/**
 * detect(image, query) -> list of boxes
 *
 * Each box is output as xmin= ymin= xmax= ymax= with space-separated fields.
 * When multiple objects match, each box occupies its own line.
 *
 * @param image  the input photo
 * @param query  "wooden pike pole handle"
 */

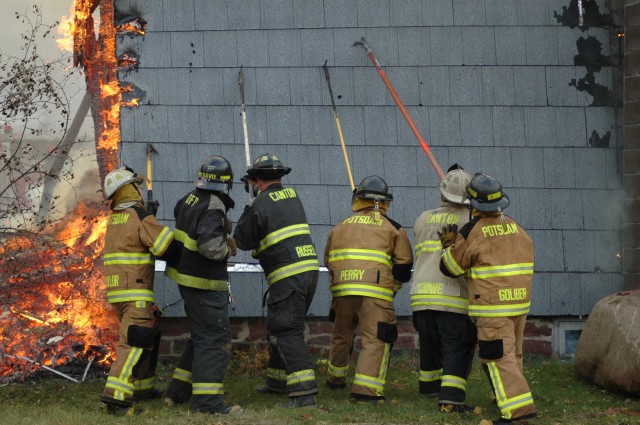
xmin=353 ymin=37 xmax=445 ymax=180
xmin=323 ymin=61 xmax=356 ymax=191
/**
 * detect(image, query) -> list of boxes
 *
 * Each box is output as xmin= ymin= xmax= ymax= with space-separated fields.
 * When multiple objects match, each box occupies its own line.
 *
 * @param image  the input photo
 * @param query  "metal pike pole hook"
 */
xmin=238 ymin=66 xmax=255 ymax=201
xmin=323 ymin=60 xmax=356 ymax=191
xmin=353 ymin=37 xmax=445 ymax=180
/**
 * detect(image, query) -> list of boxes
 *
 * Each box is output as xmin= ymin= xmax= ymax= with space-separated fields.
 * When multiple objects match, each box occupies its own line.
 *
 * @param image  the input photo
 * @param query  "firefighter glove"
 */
xmin=146 ymin=200 xmax=160 ymax=215
xmin=226 ymin=237 xmax=238 ymax=256
xmin=437 ymin=224 xmax=458 ymax=248
xmin=225 ymin=217 xmax=233 ymax=234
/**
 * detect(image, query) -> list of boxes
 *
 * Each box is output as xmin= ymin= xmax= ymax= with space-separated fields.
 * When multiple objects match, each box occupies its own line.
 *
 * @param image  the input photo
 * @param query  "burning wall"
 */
xmin=1 ymin=0 xmax=141 ymax=381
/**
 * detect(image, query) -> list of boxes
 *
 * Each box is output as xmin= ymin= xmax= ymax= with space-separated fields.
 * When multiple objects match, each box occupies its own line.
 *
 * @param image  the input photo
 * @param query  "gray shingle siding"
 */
xmin=116 ymin=0 xmax=622 ymax=318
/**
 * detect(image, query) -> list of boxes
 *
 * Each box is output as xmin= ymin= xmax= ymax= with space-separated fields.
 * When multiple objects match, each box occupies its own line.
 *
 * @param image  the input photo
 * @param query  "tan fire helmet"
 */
xmin=103 ymin=166 xmax=144 ymax=199
xmin=439 ymin=164 xmax=472 ymax=205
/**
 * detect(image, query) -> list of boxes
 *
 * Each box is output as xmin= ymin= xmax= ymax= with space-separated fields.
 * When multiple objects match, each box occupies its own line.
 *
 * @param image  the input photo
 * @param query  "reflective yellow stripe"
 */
xmin=150 ymin=227 xmax=173 ymax=256
xmin=441 ymin=374 xmax=466 ymax=391
xmin=104 ymin=252 xmax=153 ymax=265
xmin=173 ymin=229 xmax=198 ymax=251
xmin=255 ymin=224 xmax=311 ymax=255
xmin=107 ymin=289 xmax=155 ymax=304
xmin=106 ymin=376 xmax=135 ymax=395
xmin=353 ymin=373 xmax=385 ymax=394
xmin=328 ymin=248 xmax=393 ymax=268
xmin=487 ymin=361 xmax=508 ymax=417
xmin=500 ymin=392 xmax=535 ymax=416
xmin=267 ymin=259 xmax=319 ymax=285
xmin=165 ymin=267 xmax=228 ymax=291
xmin=469 ymin=262 xmax=534 ymax=278
xmin=134 ymin=376 xmax=156 ymax=391
xmin=172 ymin=368 xmax=192 ymax=383
xmin=331 ymin=283 xmax=394 ymax=302
xmin=328 ymin=362 xmax=348 ymax=378
xmin=442 ymin=247 xmax=465 ymax=276
xmin=419 ymin=369 xmax=442 ymax=382
xmin=468 ymin=302 xmax=530 ymax=317
xmin=377 ymin=343 xmax=391 ymax=384
xmin=415 ymin=239 xmax=441 ymax=257
xmin=287 ymin=369 xmax=316 ymax=385
xmin=193 ymin=382 xmax=224 ymax=395
xmin=267 ymin=368 xmax=286 ymax=381
xmin=410 ymin=294 xmax=468 ymax=311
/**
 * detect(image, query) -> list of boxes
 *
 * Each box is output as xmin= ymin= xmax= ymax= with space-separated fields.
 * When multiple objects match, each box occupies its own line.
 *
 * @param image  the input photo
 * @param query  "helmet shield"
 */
xmin=465 ymin=173 xmax=510 ymax=212
xmin=246 ymin=153 xmax=291 ymax=179
xmin=353 ymin=175 xmax=393 ymax=201
xmin=194 ymin=156 xmax=233 ymax=191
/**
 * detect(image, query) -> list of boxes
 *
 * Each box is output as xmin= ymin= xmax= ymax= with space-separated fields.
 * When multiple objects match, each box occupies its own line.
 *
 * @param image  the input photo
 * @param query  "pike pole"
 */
xmin=323 ymin=61 xmax=355 ymax=191
xmin=238 ymin=66 xmax=255 ymax=201
xmin=353 ymin=37 xmax=445 ymax=180
xmin=145 ymin=143 xmax=159 ymax=214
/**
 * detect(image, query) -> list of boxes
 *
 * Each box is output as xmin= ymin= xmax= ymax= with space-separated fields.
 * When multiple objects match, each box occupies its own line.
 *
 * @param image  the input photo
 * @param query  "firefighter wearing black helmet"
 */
xmin=411 ymin=164 xmax=478 ymax=413
xmin=233 ymin=153 xmax=320 ymax=408
xmin=324 ymin=176 xmax=413 ymax=404
xmin=439 ymin=173 xmax=536 ymax=425
xmin=164 ymin=155 xmax=242 ymax=415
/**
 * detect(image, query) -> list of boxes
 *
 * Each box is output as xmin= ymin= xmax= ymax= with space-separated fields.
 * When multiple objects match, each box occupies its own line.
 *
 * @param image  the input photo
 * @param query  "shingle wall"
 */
xmin=115 ymin=0 xmax=624 ymax=317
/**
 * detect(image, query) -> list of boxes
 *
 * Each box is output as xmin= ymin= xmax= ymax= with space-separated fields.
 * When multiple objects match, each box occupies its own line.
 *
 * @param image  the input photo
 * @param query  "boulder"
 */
xmin=574 ymin=290 xmax=640 ymax=395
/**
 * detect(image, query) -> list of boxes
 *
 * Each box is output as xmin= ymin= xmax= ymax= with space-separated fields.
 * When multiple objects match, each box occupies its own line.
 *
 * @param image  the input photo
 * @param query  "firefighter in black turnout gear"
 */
xmin=234 ymin=153 xmax=320 ymax=408
xmin=164 ymin=156 xmax=242 ymax=415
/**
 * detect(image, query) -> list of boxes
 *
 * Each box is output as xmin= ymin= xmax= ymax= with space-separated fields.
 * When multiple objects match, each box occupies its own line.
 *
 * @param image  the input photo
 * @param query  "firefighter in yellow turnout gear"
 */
xmin=411 ymin=165 xmax=478 ymax=413
xmin=100 ymin=167 xmax=177 ymax=415
xmin=440 ymin=173 xmax=537 ymax=425
xmin=324 ymin=176 xmax=413 ymax=403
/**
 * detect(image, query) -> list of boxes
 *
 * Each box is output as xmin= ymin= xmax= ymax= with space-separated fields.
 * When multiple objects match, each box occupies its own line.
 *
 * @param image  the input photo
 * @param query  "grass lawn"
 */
xmin=1 ymin=352 xmax=639 ymax=425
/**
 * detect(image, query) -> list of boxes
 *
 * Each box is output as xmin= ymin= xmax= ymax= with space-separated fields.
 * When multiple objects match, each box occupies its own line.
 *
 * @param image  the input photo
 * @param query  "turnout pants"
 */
xmin=478 ymin=315 xmax=536 ymax=420
xmin=264 ymin=271 xmax=319 ymax=397
xmin=165 ymin=286 xmax=231 ymax=413
xmin=102 ymin=301 xmax=160 ymax=406
xmin=327 ymin=296 xmax=397 ymax=400
xmin=413 ymin=309 xmax=477 ymax=404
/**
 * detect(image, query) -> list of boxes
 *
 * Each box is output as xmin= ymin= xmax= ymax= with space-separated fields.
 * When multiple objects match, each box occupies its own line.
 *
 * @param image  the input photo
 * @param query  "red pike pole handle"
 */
xmin=353 ymin=37 xmax=445 ymax=180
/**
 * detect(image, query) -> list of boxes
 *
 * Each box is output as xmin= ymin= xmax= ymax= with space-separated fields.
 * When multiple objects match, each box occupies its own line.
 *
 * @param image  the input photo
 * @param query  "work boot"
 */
xmin=438 ymin=403 xmax=482 ymax=414
xmin=100 ymin=401 xmax=138 ymax=416
xmin=351 ymin=395 xmax=388 ymax=405
xmin=326 ymin=380 xmax=346 ymax=390
xmin=479 ymin=412 xmax=538 ymax=425
xmin=192 ymin=405 xmax=243 ymax=415
xmin=133 ymin=389 xmax=163 ymax=401
xmin=275 ymin=394 xmax=317 ymax=409
xmin=255 ymin=384 xmax=287 ymax=395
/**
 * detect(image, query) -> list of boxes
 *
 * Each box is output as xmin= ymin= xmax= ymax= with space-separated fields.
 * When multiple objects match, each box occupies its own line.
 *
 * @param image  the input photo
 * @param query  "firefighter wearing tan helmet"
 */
xmin=100 ymin=166 xmax=177 ymax=415
xmin=324 ymin=176 xmax=413 ymax=404
xmin=410 ymin=164 xmax=479 ymax=413
xmin=439 ymin=173 xmax=537 ymax=425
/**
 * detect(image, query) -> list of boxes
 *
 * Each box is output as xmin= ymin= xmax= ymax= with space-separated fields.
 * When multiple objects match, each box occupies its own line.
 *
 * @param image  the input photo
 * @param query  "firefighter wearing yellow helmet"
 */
xmin=440 ymin=173 xmax=537 ymax=425
xmin=410 ymin=164 xmax=479 ymax=413
xmin=324 ymin=176 xmax=413 ymax=403
xmin=100 ymin=166 xmax=177 ymax=415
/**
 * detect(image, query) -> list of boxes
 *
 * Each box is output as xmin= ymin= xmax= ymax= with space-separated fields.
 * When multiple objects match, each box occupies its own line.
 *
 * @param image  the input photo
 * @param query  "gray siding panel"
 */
xmin=120 ymin=0 xmax=623 ymax=318
xmin=421 ymin=0 xmax=454 ymax=26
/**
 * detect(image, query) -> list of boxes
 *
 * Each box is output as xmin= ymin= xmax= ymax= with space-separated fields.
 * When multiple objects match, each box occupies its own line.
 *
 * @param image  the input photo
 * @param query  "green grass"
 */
xmin=1 ymin=352 xmax=639 ymax=425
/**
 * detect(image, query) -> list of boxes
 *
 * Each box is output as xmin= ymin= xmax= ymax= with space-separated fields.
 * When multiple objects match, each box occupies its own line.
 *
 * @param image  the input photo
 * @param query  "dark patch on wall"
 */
xmin=553 ymin=0 xmax=612 ymax=29
xmin=588 ymin=129 xmax=610 ymax=148
xmin=121 ymin=83 xmax=146 ymax=107
xmin=569 ymin=36 xmax=615 ymax=106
